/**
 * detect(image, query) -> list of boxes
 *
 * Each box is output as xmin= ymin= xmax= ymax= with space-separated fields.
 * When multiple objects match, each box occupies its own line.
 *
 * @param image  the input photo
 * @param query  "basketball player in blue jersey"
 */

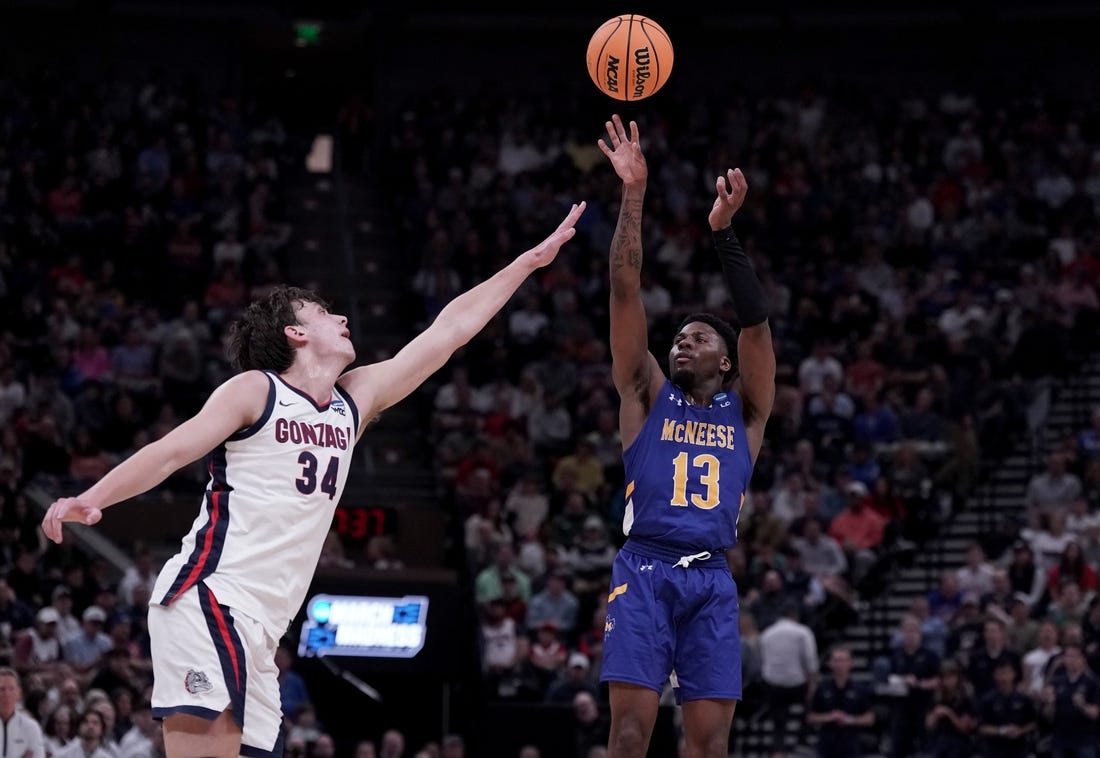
xmin=597 ymin=114 xmax=775 ymax=758
xmin=40 ymin=201 xmax=586 ymax=758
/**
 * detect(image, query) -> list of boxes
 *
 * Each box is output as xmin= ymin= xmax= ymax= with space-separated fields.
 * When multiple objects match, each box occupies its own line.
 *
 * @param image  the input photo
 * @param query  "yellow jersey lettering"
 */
xmin=661 ymin=418 xmax=677 ymax=441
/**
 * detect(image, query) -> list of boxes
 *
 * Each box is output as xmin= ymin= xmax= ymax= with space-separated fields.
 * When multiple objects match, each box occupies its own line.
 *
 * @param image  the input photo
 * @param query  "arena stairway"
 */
xmin=729 ymin=356 xmax=1100 ymax=757
xmin=285 ymin=167 xmax=440 ymax=512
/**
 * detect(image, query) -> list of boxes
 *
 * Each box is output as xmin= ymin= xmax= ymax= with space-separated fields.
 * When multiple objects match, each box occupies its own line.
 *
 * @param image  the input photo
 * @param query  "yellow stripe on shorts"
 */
xmin=608 ymin=582 xmax=628 ymax=603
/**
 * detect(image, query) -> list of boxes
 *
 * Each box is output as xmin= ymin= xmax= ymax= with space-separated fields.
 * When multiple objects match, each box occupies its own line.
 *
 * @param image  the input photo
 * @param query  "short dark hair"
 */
xmin=678 ymin=312 xmax=739 ymax=382
xmin=227 ymin=286 xmax=329 ymax=372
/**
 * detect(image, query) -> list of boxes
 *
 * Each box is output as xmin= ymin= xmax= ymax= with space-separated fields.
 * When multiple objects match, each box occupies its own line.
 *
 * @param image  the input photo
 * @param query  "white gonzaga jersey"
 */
xmin=152 ymin=371 xmax=360 ymax=639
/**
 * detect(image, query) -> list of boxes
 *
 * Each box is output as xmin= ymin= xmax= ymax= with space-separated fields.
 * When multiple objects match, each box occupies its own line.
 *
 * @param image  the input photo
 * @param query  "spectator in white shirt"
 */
xmin=798 ymin=339 xmax=844 ymax=397
xmin=955 ymin=542 xmax=996 ymax=598
xmin=1022 ymin=621 xmax=1061 ymax=696
xmin=0 ymin=667 xmax=45 ymax=758
xmin=759 ymin=602 xmax=819 ymax=756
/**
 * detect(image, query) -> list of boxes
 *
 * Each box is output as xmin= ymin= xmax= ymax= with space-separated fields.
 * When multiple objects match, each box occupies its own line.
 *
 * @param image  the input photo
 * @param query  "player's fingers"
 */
xmin=604 ymin=121 xmax=618 ymax=145
xmin=715 ymin=175 xmax=729 ymax=199
xmin=628 ymin=120 xmax=640 ymax=146
xmin=733 ymin=167 xmax=748 ymax=194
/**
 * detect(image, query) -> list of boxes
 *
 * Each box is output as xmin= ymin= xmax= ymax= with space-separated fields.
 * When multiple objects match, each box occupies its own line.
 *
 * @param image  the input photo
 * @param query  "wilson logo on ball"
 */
xmin=587 ymin=15 xmax=673 ymax=102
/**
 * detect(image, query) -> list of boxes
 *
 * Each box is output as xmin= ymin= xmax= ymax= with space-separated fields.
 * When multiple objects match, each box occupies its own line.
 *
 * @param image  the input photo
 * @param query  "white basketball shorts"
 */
xmin=149 ymin=581 xmax=284 ymax=756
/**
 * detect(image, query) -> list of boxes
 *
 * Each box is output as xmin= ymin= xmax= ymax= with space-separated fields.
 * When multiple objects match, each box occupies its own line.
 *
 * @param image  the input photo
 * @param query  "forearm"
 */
xmin=609 ymin=182 xmax=646 ymax=295
xmin=712 ymin=225 xmax=768 ymax=327
xmin=79 ymin=441 xmax=187 ymax=511
xmin=434 ymin=256 xmax=536 ymax=343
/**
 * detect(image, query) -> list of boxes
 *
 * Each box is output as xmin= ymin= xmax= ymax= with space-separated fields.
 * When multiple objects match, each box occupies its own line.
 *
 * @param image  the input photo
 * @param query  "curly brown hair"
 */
xmin=226 ymin=286 xmax=329 ymax=372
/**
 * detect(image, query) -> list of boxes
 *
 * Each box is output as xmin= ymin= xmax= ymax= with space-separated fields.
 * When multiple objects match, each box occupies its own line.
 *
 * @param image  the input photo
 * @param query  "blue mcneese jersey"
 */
xmin=621 ymin=380 xmax=753 ymax=554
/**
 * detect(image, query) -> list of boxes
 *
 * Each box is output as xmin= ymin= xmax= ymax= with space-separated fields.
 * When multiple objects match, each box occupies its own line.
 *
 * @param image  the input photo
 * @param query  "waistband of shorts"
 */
xmin=622 ymin=538 xmax=729 ymax=567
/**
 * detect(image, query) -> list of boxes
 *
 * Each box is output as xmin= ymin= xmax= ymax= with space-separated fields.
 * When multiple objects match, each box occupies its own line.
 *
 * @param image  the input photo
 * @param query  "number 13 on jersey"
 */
xmin=670 ymin=452 xmax=721 ymax=509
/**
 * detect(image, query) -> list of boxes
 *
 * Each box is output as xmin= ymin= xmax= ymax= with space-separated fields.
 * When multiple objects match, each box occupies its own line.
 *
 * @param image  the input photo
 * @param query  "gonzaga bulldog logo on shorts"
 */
xmin=184 ymin=669 xmax=213 ymax=695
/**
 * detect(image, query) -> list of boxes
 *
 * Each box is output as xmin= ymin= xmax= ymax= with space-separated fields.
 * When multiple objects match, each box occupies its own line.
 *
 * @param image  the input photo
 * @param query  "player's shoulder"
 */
xmin=210 ymin=369 xmax=273 ymax=407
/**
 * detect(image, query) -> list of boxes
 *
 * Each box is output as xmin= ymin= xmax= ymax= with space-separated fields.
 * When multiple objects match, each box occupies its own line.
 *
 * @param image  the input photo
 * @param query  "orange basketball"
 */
xmin=586 ymin=14 xmax=674 ymax=101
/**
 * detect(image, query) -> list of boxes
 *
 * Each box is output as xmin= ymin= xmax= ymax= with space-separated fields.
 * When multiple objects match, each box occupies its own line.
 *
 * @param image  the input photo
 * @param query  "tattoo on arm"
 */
xmin=611 ymin=196 xmax=644 ymax=272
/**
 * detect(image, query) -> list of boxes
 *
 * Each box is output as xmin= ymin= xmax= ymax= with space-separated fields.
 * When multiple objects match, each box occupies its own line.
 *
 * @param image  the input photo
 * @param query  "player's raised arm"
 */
xmin=42 ymin=370 xmax=271 ymax=543
xmin=599 ymin=115 xmax=665 ymax=447
xmin=709 ymin=168 xmax=776 ymax=461
xmin=338 ymin=202 xmax=586 ymax=427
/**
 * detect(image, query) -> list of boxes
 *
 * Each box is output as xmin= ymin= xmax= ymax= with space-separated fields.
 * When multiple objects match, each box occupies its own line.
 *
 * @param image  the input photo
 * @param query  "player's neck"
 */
xmin=681 ymin=380 xmax=724 ymax=407
xmin=280 ymin=361 xmax=339 ymax=405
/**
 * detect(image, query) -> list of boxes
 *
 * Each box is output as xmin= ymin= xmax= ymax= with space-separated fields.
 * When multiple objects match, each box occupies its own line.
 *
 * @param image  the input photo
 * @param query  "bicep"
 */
xmin=157 ymin=372 xmax=270 ymax=464
xmin=340 ymin=327 xmax=456 ymax=423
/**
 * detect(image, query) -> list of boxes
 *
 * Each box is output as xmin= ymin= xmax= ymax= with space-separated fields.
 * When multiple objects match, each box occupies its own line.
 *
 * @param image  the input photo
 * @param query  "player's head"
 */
xmin=227 ymin=286 xmax=332 ymax=372
xmin=670 ymin=313 xmax=738 ymax=389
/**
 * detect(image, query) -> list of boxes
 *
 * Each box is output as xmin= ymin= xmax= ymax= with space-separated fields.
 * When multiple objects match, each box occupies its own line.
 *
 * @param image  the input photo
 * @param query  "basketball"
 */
xmin=586 ymin=14 xmax=673 ymax=101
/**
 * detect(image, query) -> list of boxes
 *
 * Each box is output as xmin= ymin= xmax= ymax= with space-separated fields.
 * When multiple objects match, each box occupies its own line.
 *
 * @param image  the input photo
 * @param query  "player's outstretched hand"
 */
xmin=598 ymin=114 xmax=647 ymax=186
xmin=521 ymin=201 xmax=587 ymax=269
xmin=709 ymin=168 xmax=749 ymax=231
xmin=42 ymin=497 xmax=102 ymax=544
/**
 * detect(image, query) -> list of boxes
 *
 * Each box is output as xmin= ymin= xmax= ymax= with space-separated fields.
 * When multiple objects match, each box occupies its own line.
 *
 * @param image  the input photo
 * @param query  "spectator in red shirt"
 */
xmin=829 ymin=481 xmax=886 ymax=587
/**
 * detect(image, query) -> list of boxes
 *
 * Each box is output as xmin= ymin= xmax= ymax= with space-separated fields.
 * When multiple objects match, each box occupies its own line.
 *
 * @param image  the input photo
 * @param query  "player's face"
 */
xmin=296 ymin=302 xmax=355 ymax=362
xmin=669 ymin=321 xmax=729 ymax=390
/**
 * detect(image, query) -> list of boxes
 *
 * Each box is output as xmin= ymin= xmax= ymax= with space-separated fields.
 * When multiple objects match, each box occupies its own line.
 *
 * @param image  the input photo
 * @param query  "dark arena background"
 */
xmin=2 ymin=0 xmax=1100 ymax=756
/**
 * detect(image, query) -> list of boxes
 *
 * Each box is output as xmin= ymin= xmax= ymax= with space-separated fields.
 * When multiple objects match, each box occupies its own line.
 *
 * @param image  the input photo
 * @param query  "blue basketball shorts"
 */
xmin=599 ymin=547 xmax=742 ymax=702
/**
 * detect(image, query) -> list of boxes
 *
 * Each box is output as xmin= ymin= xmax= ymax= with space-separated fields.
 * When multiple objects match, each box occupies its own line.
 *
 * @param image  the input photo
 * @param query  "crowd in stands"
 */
xmin=4 ymin=48 xmax=1100 ymax=758
xmin=0 ymin=69 xmax=309 ymax=756
xmin=379 ymin=81 xmax=1100 ymax=755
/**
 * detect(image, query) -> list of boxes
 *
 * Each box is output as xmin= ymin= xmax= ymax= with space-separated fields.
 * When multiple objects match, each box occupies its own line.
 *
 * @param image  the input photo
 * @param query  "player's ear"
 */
xmin=285 ymin=324 xmax=306 ymax=344
xmin=720 ymin=355 xmax=732 ymax=374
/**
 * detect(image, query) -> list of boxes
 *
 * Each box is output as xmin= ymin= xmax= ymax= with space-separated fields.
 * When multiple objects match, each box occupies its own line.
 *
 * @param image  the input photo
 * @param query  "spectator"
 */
xmin=118 ymin=699 xmax=156 ymax=758
xmin=886 ymin=615 xmax=941 ymax=758
xmin=43 ymin=704 xmax=75 ymax=757
xmin=1022 ymin=621 xmax=1062 ymax=696
xmin=379 ymin=730 xmax=406 ymax=758
xmin=1025 ymin=451 xmax=1083 ymax=511
xmin=977 ymin=659 xmax=1036 ymax=758
xmin=53 ymin=708 xmax=110 ymax=758
xmin=61 ymin=606 xmax=112 ymax=672
xmin=116 ymin=548 xmax=158 ymax=613
xmin=955 ymin=542 xmax=996 ymax=598
xmin=792 ymin=516 xmax=848 ymax=593
xmin=545 ymin=652 xmax=598 ymax=705
xmin=0 ymin=668 xmax=44 ymax=758
xmin=968 ymin=618 xmax=1021 ymax=696
xmin=1040 ymin=643 xmax=1100 ymax=758
xmin=475 ymin=542 xmax=532 ymax=606
xmin=571 ymin=691 xmax=608 ymax=758
xmin=1048 ymin=541 xmax=1099 ymax=601
xmin=13 ymin=607 xmax=63 ymax=670
xmin=526 ymin=570 xmax=579 ymax=639
xmin=809 ymin=646 xmax=873 ymax=758
xmin=759 ymin=600 xmax=819 ymax=756
xmin=480 ymin=598 xmax=527 ymax=700
xmin=826 ymin=481 xmax=886 ymax=586
xmin=798 ymin=339 xmax=844 ymax=397
xmin=1005 ymin=540 xmax=1046 ymax=609
xmin=924 ymin=660 xmax=976 ymax=758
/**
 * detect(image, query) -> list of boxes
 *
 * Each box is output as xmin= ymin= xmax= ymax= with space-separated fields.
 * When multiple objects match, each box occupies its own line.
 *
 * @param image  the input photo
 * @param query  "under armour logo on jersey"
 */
xmin=639 ymin=563 xmax=654 ymax=572
xmin=184 ymin=669 xmax=213 ymax=695
xmin=668 ymin=393 xmax=683 ymax=407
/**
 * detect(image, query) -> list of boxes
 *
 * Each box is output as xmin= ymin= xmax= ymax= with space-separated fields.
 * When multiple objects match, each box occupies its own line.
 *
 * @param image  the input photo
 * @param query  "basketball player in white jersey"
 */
xmin=42 ymin=202 xmax=586 ymax=758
